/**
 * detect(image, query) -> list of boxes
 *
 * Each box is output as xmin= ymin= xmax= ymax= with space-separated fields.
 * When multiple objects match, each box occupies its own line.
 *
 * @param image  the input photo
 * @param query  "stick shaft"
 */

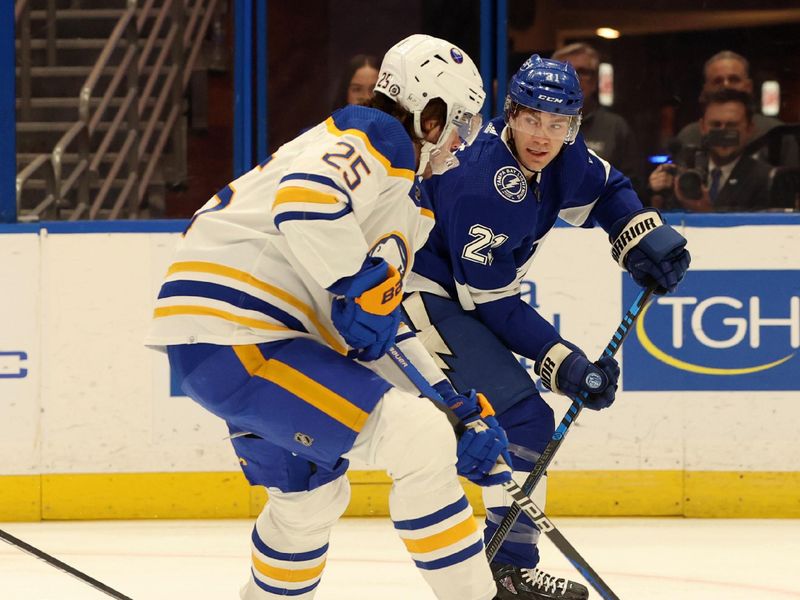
xmin=0 ymin=528 xmax=134 ymax=600
xmin=386 ymin=343 xmax=621 ymax=600
xmin=485 ymin=286 xmax=655 ymax=561
xmin=498 ymin=479 xmax=620 ymax=600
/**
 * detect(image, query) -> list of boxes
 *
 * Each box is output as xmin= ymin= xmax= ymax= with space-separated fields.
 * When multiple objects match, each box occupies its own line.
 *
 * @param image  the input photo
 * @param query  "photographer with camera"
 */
xmin=649 ymin=88 xmax=772 ymax=212
xmin=678 ymin=51 xmax=797 ymax=169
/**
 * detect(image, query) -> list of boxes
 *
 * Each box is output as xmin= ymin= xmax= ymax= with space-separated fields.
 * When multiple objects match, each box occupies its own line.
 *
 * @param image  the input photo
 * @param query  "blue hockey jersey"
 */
xmin=409 ymin=117 xmax=643 ymax=360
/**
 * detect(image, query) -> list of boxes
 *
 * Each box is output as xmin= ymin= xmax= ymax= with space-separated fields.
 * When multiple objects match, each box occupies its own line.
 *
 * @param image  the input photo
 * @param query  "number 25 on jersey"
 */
xmin=322 ymin=141 xmax=372 ymax=191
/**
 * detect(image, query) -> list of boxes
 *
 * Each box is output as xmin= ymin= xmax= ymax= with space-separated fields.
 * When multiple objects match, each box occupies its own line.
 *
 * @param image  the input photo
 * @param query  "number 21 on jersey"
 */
xmin=462 ymin=224 xmax=508 ymax=266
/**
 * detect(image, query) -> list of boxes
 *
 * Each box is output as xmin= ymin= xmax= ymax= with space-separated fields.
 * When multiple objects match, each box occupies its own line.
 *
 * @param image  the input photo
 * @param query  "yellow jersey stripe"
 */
xmin=153 ymin=305 xmax=290 ymax=332
xmin=251 ymin=553 xmax=326 ymax=582
xmin=233 ymin=346 xmax=371 ymax=433
xmin=401 ymin=515 xmax=478 ymax=554
xmin=325 ymin=117 xmax=415 ymax=181
xmin=273 ymin=186 xmax=342 ymax=209
xmin=420 ymin=207 xmax=434 ymax=219
xmin=166 ymin=261 xmax=347 ymax=355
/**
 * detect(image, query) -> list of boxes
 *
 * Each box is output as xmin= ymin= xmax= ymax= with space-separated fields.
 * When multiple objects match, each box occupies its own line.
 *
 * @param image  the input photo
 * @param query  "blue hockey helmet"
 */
xmin=505 ymin=54 xmax=583 ymax=144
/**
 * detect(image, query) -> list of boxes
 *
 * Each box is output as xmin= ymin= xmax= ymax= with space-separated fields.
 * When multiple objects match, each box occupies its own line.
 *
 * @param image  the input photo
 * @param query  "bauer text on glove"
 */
xmin=330 ymin=257 xmax=403 ymax=361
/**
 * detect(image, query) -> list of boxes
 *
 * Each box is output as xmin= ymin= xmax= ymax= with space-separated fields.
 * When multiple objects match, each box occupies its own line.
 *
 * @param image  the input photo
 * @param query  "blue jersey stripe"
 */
xmin=251 ymin=529 xmax=329 ymax=561
xmin=158 ymin=280 xmax=308 ymax=333
xmin=274 ymin=205 xmax=353 ymax=229
xmin=393 ymin=496 xmax=470 ymax=531
xmin=395 ymin=330 xmax=416 ymax=344
xmin=183 ymin=184 xmax=235 ymax=235
xmin=413 ymin=538 xmax=484 ymax=570
xmin=279 ymin=173 xmax=352 ymax=204
xmin=251 ymin=570 xmax=321 ymax=595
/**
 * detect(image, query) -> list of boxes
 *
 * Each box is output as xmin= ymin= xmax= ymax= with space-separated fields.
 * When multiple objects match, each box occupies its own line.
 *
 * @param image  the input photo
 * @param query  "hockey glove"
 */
xmin=610 ymin=209 xmax=690 ymax=294
xmin=436 ymin=383 xmax=512 ymax=486
xmin=330 ymin=257 xmax=403 ymax=361
xmin=535 ymin=340 xmax=620 ymax=410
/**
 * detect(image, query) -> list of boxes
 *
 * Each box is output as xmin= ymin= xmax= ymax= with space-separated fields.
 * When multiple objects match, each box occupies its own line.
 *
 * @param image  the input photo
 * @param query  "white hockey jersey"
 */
xmin=146 ymin=105 xmax=435 ymax=355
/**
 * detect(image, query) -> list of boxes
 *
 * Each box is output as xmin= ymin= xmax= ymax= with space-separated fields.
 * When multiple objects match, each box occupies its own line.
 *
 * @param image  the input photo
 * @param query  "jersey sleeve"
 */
xmin=557 ymin=140 xmax=644 ymax=232
xmin=271 ymin=110 xmax=415 ymax=290
xmin=394 ymin=323 xmax=452 ymax=393
xmin=443 ymin=176 xmax=560 ymax=361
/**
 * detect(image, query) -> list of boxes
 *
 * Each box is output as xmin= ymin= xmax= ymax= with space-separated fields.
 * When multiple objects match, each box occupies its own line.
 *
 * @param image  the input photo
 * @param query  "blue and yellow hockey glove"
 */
xmin=434 ymin=383 xmax=512 ymax=486
xmin=331 ymin=257 xmax=403 ymax=361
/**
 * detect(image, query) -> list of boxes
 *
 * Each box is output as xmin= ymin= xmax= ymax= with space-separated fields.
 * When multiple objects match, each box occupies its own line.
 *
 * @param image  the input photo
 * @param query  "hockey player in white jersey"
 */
xmin=146 ymin=35 xmax=514 ymax=600
xmin=404 ymin=55 xmax=691 ymax=599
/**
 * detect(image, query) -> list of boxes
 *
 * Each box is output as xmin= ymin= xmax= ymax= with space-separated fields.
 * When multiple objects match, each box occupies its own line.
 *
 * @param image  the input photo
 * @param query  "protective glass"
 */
xmin=428 ymin=112 xmax=483 ymax=175
xmin=507 ymin=108 xmax=580 ymax=143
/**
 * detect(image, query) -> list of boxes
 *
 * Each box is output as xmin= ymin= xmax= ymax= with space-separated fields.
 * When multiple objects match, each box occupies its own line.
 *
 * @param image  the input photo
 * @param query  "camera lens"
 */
xmin=677 ymin=170 xmax=703 ymax=200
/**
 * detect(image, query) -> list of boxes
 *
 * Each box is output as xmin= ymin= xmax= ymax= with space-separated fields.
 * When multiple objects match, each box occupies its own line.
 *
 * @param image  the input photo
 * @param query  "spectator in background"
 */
xmin=552 ymin=43 xmax=642 ymax=192
xmin=677 ymin=50 xmax=798 ymax=168
xmin=649 ymin=89 xmax=772 ymax=212
xmin=332 ymin=54 xmax=379 ymax=109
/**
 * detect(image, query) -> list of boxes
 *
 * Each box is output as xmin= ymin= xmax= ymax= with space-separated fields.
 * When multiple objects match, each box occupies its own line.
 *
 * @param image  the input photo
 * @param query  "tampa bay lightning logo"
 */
xmin=493 ymin=167 xmax=527 ymax=202
xmin=370 ymin=232 xmax=410 ymax=276
xmin=585 ymin=372 xmax=604 ymax=390
xmin=450 ymin=48 xmax=463 ymax=64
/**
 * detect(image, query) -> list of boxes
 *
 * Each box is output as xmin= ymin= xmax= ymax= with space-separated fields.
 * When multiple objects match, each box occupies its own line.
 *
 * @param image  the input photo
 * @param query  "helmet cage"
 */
xmin=415 ymin=108 xmax=483 ymax=175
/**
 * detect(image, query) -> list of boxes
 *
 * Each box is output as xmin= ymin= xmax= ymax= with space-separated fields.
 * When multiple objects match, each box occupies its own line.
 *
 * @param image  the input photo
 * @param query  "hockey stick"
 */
xmin=386 ymin=344 xmax=621 ymax=600
xmin=485 ymin=285 xmax=656 ymax=565
xmin=0 ymin=528 xmax=134 ymax=600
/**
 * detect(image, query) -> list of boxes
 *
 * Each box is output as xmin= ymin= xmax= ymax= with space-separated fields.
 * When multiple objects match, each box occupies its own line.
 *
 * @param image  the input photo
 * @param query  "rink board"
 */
xmin=0 ymin=215 xmax=798 ymax=520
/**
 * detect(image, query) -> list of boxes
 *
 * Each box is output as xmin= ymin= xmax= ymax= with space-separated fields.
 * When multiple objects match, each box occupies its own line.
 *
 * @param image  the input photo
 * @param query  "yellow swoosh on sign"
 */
xmin=635 ymin=301 xmax=796 ymax=376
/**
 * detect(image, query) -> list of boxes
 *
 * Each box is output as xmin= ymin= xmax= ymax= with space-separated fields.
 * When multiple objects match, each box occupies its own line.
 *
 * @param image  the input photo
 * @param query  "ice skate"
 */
xmin=492 ymin=563 xmax=588 ymax=600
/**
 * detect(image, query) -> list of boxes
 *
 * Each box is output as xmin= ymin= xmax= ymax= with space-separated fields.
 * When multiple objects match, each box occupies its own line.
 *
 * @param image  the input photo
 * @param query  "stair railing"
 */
xmin=133 ymin=0 xmax=218 ymax=217
xmin=51 ymin=0 xmax=139 ymax=219
xmin=16 ymin=154 xmax=56 ymax=221
xmin=21 ymin=0 xmax=218 ymax=220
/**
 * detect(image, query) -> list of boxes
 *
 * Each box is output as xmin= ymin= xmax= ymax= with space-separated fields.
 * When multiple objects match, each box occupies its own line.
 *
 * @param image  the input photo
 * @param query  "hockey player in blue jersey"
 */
xmin=403 ymin=55 xmax=691 ymax=599
xmin=147 ymin=35 xmax=517 ymax=600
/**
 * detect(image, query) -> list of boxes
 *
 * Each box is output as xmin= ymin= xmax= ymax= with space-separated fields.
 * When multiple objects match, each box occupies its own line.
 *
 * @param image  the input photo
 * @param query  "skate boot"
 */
xmin=491 ymin=563 xmax=588 ymax=600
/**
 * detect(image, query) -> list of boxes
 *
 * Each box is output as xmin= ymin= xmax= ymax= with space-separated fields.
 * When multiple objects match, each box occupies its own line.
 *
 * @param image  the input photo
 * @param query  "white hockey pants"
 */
xmin=240 ymin=387 xmax=497 ymax=600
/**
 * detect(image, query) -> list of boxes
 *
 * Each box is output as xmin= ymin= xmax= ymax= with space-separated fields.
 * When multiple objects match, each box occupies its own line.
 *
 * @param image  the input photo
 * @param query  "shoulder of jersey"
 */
xmin=563 ymin=134 xmax=590 ymax=164
xmin=328 ymin=105 xmax=415 ymax=174
xmin=453 ymin=119 xmax=511 ymax=172
xmin=553 ymin=135 xmax=606 ymax=197
xmin=468 ymin=117 xmax=506 ymax=157
xmin=456 ymin=118 xmax=531 ymax=206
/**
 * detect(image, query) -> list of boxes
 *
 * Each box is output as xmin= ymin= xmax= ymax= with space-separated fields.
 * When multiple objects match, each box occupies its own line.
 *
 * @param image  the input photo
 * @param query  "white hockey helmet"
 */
xmin=376 ymin=34 xmax=485 ymax=175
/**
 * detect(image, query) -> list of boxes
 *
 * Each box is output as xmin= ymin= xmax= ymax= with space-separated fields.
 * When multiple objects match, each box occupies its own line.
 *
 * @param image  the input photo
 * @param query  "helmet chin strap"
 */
xmin=416 ymin=142 xmax=435 ymax=176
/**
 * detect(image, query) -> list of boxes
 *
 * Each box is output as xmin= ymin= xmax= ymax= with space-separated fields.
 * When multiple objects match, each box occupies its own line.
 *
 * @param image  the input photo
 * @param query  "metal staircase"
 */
xmin=15 ymin=0 xmax=219 ymax=221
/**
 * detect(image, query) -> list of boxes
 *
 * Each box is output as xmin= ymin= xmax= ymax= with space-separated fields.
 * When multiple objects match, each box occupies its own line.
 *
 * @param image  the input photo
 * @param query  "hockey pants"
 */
xmin=240 ymin=387 xmax=497 ymax=600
